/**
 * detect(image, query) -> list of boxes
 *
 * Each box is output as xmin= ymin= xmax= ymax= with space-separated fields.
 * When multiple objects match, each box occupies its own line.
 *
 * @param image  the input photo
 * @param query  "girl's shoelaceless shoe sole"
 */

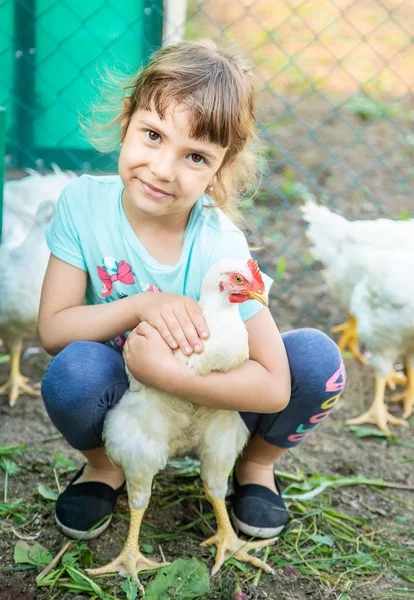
xmin=54 ymin=464 xmax=125 ymax=540
xmin=230 ymin=472 xmax=289 ymax=539
xmin=230 ymin=508 xmax=285 ymax=538
xmin=55 ymin=513 xmax=112 ymax=540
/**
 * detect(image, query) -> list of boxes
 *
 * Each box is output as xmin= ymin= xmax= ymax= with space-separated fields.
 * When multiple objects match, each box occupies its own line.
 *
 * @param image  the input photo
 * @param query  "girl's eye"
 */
xmin=146 ymin=130 xmax=160 ymax=142
xmin=189 ymin=153 xmax=205 ymax=165
xmin=234 ymin=275 xmax=243 ymax=284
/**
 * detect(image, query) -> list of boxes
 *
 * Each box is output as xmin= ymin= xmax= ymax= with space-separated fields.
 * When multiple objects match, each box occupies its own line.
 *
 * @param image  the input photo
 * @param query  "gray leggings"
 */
xmin=41 ymin=328 xmax=345 ymax=452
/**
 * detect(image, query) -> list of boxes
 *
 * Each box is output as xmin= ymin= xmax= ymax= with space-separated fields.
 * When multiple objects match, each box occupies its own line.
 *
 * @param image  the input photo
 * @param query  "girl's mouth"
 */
xmin=139 ymin=179 xmax=172 ymax=199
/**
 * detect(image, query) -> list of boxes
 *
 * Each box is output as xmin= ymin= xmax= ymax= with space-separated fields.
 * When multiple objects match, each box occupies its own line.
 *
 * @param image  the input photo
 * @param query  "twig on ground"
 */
xmin=158 ymin=544 xmax=166 ymax=563
xmin=37 ymin=540 xmax=72 ymax=580
xmin=189 ymin=504 xmax=215 ymax=533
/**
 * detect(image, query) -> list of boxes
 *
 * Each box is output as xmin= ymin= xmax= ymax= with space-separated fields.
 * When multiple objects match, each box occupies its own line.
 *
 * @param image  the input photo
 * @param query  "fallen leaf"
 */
xmin=145 ymin=558 xmax=210 ymax=599
xmin=37 ymin=483 xmax=58 ymax=501
xmin=14 ymin=541 xmax=52 ymax=566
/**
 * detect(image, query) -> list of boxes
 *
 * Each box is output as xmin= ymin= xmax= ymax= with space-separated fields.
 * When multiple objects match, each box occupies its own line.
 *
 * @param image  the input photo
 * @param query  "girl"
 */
xmin=38 ymin=40 xmax=345 ymax=542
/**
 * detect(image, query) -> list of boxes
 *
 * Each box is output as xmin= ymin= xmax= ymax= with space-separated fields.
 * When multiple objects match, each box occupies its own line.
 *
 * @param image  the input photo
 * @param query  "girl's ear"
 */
xmin=206 ymin=176 xmax=217 ymax=191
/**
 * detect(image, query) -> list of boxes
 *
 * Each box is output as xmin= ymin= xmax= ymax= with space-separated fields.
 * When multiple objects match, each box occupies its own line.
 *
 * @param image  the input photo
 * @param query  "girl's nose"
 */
xmin=149 ymin=151 xmax=176 ymax=182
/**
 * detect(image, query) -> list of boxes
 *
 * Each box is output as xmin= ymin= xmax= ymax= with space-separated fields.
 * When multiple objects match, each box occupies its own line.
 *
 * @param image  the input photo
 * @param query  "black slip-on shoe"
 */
xmin=55 ymin=465 xmax=125 ymax=540
xmin=230 ymin=471 xmax=288 ymax=539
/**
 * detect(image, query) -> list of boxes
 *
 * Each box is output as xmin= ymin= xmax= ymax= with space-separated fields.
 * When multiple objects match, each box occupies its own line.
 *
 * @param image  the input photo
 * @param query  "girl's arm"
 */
xmin=38 ymin=255 xmax=209 ymax=356
xmin=125 ymin=308 xmax=292 ymax=414
xmin=38 ymin=255 xmax=142 ymax=355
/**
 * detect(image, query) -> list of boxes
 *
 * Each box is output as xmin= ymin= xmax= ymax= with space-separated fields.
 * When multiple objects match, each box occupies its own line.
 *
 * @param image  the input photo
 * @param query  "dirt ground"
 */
xmin=1 ymin=89 xmax=414 ymax=600
xmin=0 ymin=346 xmax=413 ymax=600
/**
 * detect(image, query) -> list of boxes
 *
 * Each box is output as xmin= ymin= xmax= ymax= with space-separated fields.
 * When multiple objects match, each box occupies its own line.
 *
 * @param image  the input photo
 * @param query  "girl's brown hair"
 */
xmin=83 ymin=39 xmax=259 ymax=220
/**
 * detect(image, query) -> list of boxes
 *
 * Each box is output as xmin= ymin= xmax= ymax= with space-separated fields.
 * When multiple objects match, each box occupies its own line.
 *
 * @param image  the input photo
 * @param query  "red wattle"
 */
xmin=229 ymin=293 xmax=249 ymax=304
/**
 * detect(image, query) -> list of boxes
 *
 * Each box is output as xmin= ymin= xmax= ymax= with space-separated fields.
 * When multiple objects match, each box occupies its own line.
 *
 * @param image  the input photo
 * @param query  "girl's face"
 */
xmin=119 ymin=103 xmax=228 ymax=222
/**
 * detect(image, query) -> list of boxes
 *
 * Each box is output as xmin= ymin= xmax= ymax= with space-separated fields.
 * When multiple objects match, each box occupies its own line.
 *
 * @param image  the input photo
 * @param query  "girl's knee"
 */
xmin=259 ymin=330 xmax=345 ymax=448
xmin=283 ymin=328 xmax=345 ymax=396
xmin=43 ymin=342 xmax=106 ymax=404
xmin=41 ymin=341 xmax=128 ymax=450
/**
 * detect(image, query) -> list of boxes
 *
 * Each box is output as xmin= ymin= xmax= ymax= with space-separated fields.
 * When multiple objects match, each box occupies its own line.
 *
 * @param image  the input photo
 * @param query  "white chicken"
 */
xmin=301 ymin=201 xmax=413 ymax=378
xmin=2 ymin=165 xmax=76 ymax=250
xmin=0 ymin=202 xmax=55 ymax=406
xmin=347 ymin=248 xmax=414 ymax=432
xmin=88 ymin=258 xmax=277 ymax=590
xmin=0 ymin=166 xmax=77 ymax=406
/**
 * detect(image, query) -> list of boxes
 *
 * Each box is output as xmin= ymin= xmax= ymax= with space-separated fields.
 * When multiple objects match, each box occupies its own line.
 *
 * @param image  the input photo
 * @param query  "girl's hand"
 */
xmin=136 ymin=292 xmax=209 ymax=356
xmin=124 ymin=321 xmax=187 ymax=389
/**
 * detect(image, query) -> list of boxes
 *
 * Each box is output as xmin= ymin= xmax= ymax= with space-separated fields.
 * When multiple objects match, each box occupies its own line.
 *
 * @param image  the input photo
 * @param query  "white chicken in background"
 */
xmin=88 ymin=259 xmax=276 ymax=591
xmin=0 ymin=201 xmax=55 ymax=406
xmin=347 ymin=249 xmax=414 ymax=432
xmin=301 ymin=201 xmax=414 ymax=385
xmin=0 ymin=166 xmax=77 ymax=405
xmin=2 ymin=164 xmax=76 ymax=249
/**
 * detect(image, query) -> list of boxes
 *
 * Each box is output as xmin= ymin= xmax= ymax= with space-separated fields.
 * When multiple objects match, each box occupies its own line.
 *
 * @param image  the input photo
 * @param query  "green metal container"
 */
xmin=2 ymin=0 xmax=163 ymax=170
xmin=0 ymin=2 xmax=14 ymax=143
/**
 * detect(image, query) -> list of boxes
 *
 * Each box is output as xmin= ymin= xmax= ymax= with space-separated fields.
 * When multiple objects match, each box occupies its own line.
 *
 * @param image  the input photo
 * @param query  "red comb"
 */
xmin=247 ymin=258 xmax=264 ymax=285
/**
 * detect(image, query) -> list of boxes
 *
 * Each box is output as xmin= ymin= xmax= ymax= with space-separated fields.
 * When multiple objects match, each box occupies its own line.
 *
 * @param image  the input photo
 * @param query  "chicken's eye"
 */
xmin=234 ymin=275 xmax=243 ymax=284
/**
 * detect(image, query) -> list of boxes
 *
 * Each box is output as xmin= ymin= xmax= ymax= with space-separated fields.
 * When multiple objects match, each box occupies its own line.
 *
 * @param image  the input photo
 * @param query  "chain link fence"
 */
xmin=1 ymin=0 xmax=413 ymax=330
xmin=184 ymin=0 xmax=414 ymax=332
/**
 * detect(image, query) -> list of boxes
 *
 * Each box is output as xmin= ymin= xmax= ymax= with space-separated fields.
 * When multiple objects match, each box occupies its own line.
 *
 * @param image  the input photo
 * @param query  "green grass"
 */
xmin=345 ymin=94 xmax=400 ymax=121
xmin=1 ymin=445 xmax=413 ymax=599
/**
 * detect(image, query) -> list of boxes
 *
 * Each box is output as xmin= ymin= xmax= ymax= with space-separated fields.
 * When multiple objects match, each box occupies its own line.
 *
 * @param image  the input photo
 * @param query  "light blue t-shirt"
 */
xmin=45 ymin=174 xmax=272 ymax=349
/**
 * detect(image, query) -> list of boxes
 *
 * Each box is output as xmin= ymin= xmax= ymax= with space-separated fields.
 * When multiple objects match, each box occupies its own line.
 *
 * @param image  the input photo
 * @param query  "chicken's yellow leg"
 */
xmin=332 ymin=319 xmax=404 ymax=391
xmin=0 ymin=340 xmax=40 ymax=407
xmin=346 ymin=376 xmax=408 ymax=434
xmin=87 ymin=505 xmax=169 ymax=592
xmin=386 ymin=370 xmax=407 ymax=391
xmin=332 ymin=314 xmax=368 ymax=365
xmin=201 ymin=485 xmax=278 ymax=576
xmin=391 ymin=360 xmax=414 ymax=419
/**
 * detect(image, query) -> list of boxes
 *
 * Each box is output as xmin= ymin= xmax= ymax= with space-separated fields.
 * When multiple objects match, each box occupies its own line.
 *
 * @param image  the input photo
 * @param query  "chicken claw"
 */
xmin=202 ymin=528 xmax=277 ymax=575
xmin=347 ymin=406 xmax=407 ymax=435
xmin=88 ymin=551 xmax=169 ymax=595
xmin=86 ymin=507 xmax=169 ymax=593
xmin=332 ymin=315 xmax=368 ymax=366
xmin=202 ymin=486 xmax=277 ymax=575
xmin=346 ymin=376 xmax=408 ymax=434
xmin=0 ymin=372 xmax=40 ymax=407
xmin=391 ymin=391 xmax=413 ymax=420
xmin=390 ymin=363 xmax=414 ymax=419
xmin=386 ymin=370 xmax=407 ymax=391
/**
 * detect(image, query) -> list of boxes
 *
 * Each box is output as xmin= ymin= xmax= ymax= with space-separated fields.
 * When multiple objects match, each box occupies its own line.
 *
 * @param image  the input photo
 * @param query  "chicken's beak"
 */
xmin=247 ymin=290 xmax=268 ymax=306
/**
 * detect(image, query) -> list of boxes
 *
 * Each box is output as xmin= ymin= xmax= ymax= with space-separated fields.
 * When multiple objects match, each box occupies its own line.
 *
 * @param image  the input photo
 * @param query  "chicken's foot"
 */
xmin=0 ymin=346 xmax=40 ymax=407
xmin=87 ymin=506 xmax=169 ymax=592
xmin=386 ymin=369 xmax=407 ymax=391
xmin=332 ymin=314 xmax=368 ymax=365
xmin=390 ymin=361 xmax=414 ymax=419
xmin=201 ymin=486 xmax=278 ymax=576
xmin=346 ymin=376 xmax=408 ymax=434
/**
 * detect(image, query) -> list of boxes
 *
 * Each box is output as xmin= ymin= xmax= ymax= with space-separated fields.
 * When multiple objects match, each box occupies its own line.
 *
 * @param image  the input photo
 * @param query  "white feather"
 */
xmin=0 ymin=201 xmax=55 ymax=352
xmin=349 ymin=248 xmax=414 ymax=377
xmin=0 ymin=168 xmax=77 ymax=387
xmin=2 ymin=168 xmax=76 ymax=250
xmin=301 ymin=200 xmax=414 ymax=311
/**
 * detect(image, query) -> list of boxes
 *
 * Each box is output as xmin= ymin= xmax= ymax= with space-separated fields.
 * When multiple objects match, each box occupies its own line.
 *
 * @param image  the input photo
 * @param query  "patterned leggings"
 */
xmin=41 ymin=328 xmax=345 ymax=451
